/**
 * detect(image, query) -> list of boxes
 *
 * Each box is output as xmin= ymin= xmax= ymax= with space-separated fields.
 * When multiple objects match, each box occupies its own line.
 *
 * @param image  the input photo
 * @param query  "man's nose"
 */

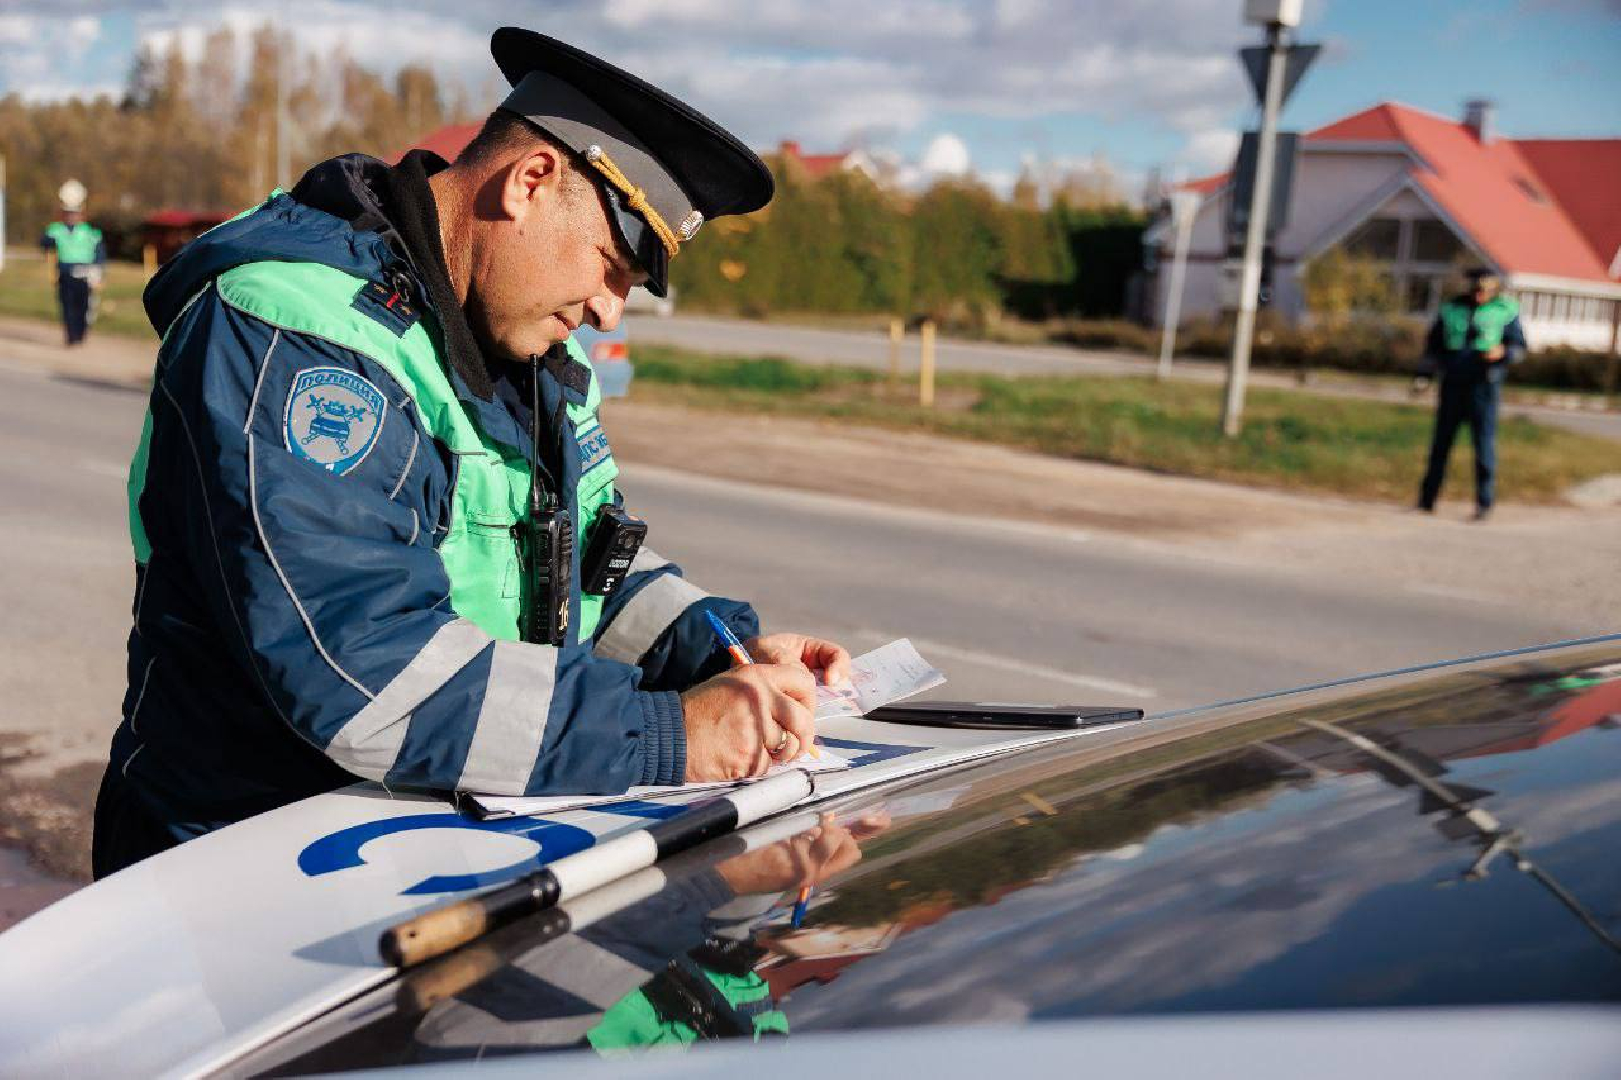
xmin=584 ymin=293 xmax=622 ymax=333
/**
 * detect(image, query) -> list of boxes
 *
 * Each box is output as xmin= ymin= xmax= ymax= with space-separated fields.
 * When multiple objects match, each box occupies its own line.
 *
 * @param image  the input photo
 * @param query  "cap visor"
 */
xmin=603 ymin=186 xmax=669 ymax=298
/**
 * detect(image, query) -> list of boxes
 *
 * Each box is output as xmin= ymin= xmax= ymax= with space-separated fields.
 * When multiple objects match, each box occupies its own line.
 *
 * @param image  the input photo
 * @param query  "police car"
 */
xmin=3 ymin=638 xmax=1620 ymax=1077
xmin=572 ymin=323 xmax=633 ymax=400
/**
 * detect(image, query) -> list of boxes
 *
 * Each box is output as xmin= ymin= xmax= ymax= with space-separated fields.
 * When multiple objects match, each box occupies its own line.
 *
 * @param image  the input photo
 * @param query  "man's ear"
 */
xmin=500 ymin=144 xmax=566 ymax=225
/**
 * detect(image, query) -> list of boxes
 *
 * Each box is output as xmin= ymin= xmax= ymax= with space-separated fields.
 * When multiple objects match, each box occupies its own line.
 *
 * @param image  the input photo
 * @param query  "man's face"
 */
xmin=1472 ymin=277 xmax=1500 ymax=303
xmin=63 ymin=210 xmax=82 ymax=226
xmin=467 ymin=150 xmax=648 ymax=363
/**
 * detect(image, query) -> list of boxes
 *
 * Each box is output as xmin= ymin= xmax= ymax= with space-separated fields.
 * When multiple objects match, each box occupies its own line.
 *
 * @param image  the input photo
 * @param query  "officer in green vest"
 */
xmin=39 ymin=179 xmax=105 ymax=347
xmin=93 ymin=28 xmax=853 ymax=875
xmin=1416 ymin=268 xmax=1527 ymax=521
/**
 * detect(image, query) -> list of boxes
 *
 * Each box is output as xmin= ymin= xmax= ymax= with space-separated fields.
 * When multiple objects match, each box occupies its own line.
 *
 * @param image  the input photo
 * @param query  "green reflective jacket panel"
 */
xmin=586 ymin=969 xmax=788 ymax=1051
xmin=128 ymin=257 xmax=620 ymax=644
xmin=44 ymin=221 xmax=102 ymax=265
xmin=1439 ymin=295 xmax=1519 ymax=353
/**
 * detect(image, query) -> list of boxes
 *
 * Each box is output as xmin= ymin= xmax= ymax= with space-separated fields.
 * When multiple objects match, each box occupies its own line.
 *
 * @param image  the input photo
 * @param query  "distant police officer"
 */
xmin=93 ymin=28 xmax=851 ymax=877
xmin=1416 ymin=268 xmax=1527 ymax=521
xmin=39 ymin=180 xmax=105 ymax=347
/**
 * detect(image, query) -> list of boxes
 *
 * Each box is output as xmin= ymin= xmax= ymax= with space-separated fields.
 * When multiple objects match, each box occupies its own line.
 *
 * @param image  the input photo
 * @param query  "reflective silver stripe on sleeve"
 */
xmin=626 ymin=546 xmax=671 ymax=574
xmin=457 ymin=640 xmax=559 ymax=795
xmin=326 ymin=617 xmax=491 ymax=779
xmin=594 ymin=572 xmax=708 ymax=664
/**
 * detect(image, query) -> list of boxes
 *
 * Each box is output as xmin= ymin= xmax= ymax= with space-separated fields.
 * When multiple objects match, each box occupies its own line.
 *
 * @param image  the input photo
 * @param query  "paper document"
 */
xmin=471 ymin=748 xmax=851 ymax=819
xmin=466 ymin=639 xmax=944 ymax=819
xmin=816 ymin=638 xmax=945 ymax=720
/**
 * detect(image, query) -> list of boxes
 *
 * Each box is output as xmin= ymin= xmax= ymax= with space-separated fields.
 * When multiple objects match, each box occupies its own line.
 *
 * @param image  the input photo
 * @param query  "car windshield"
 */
xmin=238 ymin=644 xmax=1621 ymax=1074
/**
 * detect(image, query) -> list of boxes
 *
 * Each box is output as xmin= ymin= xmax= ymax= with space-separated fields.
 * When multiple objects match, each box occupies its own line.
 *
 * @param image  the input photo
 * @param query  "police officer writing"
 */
xmin=1415 ymin=268 xmax=1527 ymax=522
xmin=92 ymin=28 xmax=851 ymax=877
xmin=39 ymin=179 xmax=105 ymax=347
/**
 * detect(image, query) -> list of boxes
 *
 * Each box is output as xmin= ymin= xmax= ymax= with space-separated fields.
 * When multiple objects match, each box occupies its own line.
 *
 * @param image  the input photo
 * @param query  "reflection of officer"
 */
xmin=1416 ymin=269 xmax=1527 ymax=521
xmin=39 ymin=180 xmax=105 ymax=347
xmin=411 ymin=816 xmax=878 ymax=1059
xmin=91 ymin=28 xmax=853 ymax=877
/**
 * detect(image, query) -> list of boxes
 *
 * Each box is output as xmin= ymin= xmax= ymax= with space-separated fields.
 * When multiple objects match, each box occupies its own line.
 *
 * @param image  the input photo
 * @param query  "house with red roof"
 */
xmin=393 ymin=122 xmax=481 ymax=166
xmin=1148 ymin=100 xmax=1621 ymax=352
xmin=772 ymin=140 xmax=884 ymax=184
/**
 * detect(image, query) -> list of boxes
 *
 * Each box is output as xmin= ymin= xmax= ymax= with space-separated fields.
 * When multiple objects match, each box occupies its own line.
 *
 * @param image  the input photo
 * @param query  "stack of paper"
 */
xmin=815 ymin=638 xmax=944 ymax=720
xmin=466 ymin=639 xmax=944 ymax=818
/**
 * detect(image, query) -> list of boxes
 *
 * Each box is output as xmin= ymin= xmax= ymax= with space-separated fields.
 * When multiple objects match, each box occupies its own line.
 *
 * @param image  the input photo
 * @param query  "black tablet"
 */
xmin=865 ymin=701 xmax=1145 ymax=731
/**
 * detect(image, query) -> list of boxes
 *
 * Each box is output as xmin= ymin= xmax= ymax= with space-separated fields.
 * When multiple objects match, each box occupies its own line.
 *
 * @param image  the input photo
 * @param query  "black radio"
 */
xmin=582 ymin=505 xmax=647 ymax=597
xmin=520 ymin=507 xmax=574 ymax=646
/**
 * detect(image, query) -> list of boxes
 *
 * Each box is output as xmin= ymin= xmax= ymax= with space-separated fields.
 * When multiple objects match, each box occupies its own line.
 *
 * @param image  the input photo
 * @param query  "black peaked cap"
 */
xmin=491 ymin=27 xmax=774 ymax=219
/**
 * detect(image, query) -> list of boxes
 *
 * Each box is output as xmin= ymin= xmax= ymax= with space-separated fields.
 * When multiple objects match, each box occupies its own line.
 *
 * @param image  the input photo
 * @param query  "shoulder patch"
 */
xmin=351 ymin=279 xmax=421 ymax=337
xmin=283 ymin=367 xmax=388 ymax=476
xmin=577 ymin=421 xmax=612 ymax=473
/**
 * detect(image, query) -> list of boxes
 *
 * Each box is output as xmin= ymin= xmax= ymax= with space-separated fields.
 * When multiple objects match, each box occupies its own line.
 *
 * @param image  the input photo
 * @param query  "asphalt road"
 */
xmin=0 ymin=359 xmax=1592 ymax=769
xmin=632 ymin=312 xmax=1150 ymax=377
xmin=617 ymin=463 xmax=1586 ymax=711
xmin=631 ymin=313 xmax=1621 ymax=442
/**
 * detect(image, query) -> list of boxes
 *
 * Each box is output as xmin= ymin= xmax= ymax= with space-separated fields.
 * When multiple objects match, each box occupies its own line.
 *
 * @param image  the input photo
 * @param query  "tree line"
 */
xmin=3 ymin=25 xmax=1146 ymax=323
xmin=670 ymin=159 xmax=1147 ymax=324
xmin=2 ymin=24 xmax=479 ymax=258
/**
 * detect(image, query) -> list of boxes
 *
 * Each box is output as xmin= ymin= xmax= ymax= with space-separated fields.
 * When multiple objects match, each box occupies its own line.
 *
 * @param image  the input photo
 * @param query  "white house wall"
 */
xmin=1273 ymin=150 xmax=1414 ymax=259
xmin=1153 ymin=148 xmax=1413 ymax=327
xmin=1521 ymin=316 xmax=1617 ymax=351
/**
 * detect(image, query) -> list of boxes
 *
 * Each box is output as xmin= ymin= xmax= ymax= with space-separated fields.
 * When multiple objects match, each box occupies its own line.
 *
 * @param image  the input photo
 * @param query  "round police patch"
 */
xmin=283 ymin=367 xmax=388 ymax=476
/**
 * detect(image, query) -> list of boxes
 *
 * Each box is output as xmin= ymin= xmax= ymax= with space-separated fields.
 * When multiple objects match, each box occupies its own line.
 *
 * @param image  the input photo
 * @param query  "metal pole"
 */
xmin=1157 ymin=196 xmax=1197 ymax=379
xmin=1605 ymin=299 xmax=1620 ymax=408
xmin=1220 ymin=21 xmax=1289 ymax=437
xmin=275 ymin=21 xmax=290 ymax=190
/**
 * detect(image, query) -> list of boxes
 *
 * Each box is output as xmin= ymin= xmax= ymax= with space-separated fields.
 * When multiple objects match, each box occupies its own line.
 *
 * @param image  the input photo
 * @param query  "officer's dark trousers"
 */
xmin=1419 ymin=376 xmax=1499 ymax=511
xmin=91 ymin=766 xmax=183 ymax=879
xmin=57 ymin=274 xmax=91 ymax=345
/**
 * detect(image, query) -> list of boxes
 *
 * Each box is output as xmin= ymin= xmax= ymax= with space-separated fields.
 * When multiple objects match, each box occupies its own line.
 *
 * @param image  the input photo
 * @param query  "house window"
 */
xmin=1405 ymin=275 xmax=1438 ymax=315
xmin=1344 ymin=217 xmax=1402 ymax=261
xmin=1411 ymin=219 xmax=1464 ymax=263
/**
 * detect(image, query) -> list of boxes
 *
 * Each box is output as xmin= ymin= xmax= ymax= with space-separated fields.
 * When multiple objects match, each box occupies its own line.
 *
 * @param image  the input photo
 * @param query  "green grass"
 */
xmin=0 ymin=258 xmax=1611 ymax=504
xmin=629 ymin=344 xmax=1621 ymax=504
xmin=0 ymin=250 xmax=157 ymax=340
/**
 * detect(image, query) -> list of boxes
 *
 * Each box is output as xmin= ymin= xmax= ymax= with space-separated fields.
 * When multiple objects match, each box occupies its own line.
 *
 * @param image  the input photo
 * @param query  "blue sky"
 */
xmin=3 ymin=0 xmax=1617 ymax=192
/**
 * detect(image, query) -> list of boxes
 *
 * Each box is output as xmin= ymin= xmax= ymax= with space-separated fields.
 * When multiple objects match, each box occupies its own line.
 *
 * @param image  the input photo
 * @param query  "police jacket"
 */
xmin=114 ymin=152 xmax=756 ymax=839
xmin=1424 ymin=293 xmax=1527 ymax=383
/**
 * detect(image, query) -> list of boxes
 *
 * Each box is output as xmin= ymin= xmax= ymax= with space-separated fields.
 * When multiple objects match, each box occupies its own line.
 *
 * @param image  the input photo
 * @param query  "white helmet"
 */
xmin=58 ymin=179 xmax=88 ymax=212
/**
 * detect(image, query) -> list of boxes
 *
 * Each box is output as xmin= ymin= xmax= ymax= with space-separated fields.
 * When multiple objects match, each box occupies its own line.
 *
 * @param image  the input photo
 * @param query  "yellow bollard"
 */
xmin=888 ymin=317 xmax=903 ymax=392
xmin=142 ymin=243 xmax=157 ymax=278
xmin=919 ymin=320 xmax=936 ymax=408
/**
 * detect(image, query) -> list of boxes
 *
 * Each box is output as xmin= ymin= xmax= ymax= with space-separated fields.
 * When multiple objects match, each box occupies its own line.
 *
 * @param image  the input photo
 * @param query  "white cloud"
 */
xmin=920 ymin=132 xmax=971 ymax=177
xmin=2 ymin=1 xmax=1267 ymax=174
xmin=1179 ymin=128 xmax=1241 ymax=174
xmin=0 ymin=13 xmax=108 ymax=101
xmin=133 ymin=3 xmax=487 ymax=90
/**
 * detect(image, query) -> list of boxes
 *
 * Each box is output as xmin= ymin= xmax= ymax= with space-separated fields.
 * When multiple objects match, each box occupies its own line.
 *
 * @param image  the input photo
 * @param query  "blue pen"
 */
xmin=704 ymin=610 xmax=754 ymax=667
xmin=791 ymin=885 xmax=812 ymax=928
xmin=705 ymin=610 xmax=820 ymax=759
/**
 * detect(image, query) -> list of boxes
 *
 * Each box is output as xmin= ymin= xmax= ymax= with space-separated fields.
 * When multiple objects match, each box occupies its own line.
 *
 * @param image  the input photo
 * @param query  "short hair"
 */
xmin=455 ymin=110 xmax=592 ymax=203
xmin=456 ymin=109 xmax=542 ymax=166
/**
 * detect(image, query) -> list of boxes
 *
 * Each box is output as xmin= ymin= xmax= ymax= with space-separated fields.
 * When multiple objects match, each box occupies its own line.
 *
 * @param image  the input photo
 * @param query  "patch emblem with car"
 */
xmin=283 ymin=367 xmax=388 ymax=475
